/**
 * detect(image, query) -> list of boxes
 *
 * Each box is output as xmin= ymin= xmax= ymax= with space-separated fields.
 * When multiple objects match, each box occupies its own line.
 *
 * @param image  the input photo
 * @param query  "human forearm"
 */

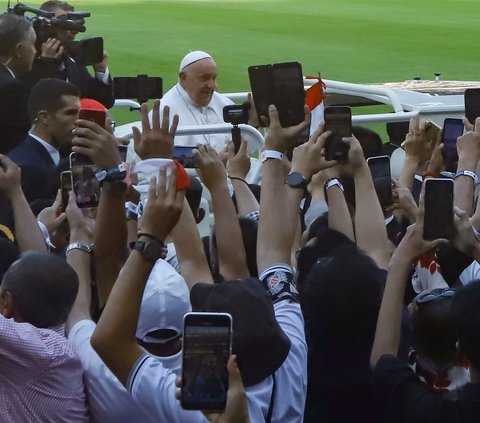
xmin=91 ymin=247 xmax=153 ymax=385
xmin=454 ymin=157 xmax=477 ymax=216
xmin=354 ymin=164 xmax=390 ymax=268
xmin=257 ymin=160 xmax=292 ymax=274
xmin=210 ymin=183 xmax=249 ymax=279
xmin=230 ymin=179 xmax=259 ymax=216
xmin=370 ymin=257 xmax=411 ymax=368
xmin=399 ymin=156 xmax=420 ymax=192
xmin=326 ymin=185 xmax=355 ymax=241
xmin=10 ymin=189 xmax=46 ymax=252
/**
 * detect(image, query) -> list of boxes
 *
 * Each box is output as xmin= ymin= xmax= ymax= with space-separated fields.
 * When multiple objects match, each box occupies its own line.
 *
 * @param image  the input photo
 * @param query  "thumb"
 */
xmin=52 ymin=189 xmax=62 ymax=209
xmin=227 ymin=141 xmax=235 ymax=159
xmin=132 ymin=126 xmax=141 ymax=151
xmin=227 ymin=355 xmax=244 ymax=390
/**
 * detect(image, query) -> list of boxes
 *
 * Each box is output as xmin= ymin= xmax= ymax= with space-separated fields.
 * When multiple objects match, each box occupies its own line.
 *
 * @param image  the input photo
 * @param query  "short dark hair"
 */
xmin=352 ymin=126 xmax=383 ymax=159
xmin=28 ymin=78 xmax=79 ymax=120
xmin=40 ymin=1 xmax=74 ymax=12
xmin=452 ymin=280 xmax=480 ymax=369
xmin=0 ymin=251 xmax=78 ymax=328
xmin=412 ymin=295 xmax=457 ymax=367
xmin=0 ymin=13 xmax=32 ymax=57
xmin=302 ymin=245 xmax=384 ymax=361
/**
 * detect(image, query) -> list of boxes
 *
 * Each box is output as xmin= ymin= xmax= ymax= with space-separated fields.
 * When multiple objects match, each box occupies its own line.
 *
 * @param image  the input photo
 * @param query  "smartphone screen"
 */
xmin=441 ymin=118 xmax=463 ymax=167
xmin=118 ymin=145 xmax=128 ymax=163
xmin=79 ymin=108 xmax=107 ymax=129
xmin=181 ymin=313 xmax=232 ymax=411
xmin=60 ymin=170 xmax=72 ymax=211
xmin=173 ymin=146 xmax=198 ymax=168
xmin=113 ymin=76 xmax=163 ymax=100
xmin=423 ymin=178 xmax=454 ymax=241
xmin=324 ymin=106 xmax=352 ymax=137
xmin=465 ymin=88 xmax=480 ymax=125
xmin=272 ymin=62 xmax=305 ymax=127
xmin=367 ymin=155 xmax=393 ymax=208
xmin=248 ymin=64 xmax=273 ymax=122
xmin=70 ymin=152 xmax=100 ymax=208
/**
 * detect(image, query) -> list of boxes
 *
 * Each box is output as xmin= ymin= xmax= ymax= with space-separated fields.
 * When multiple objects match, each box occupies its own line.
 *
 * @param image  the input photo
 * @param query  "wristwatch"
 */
xmin=130 ymin=238 xmax=164 ymax=263
xmin=285 ymin=171 xmax=310 ymax=189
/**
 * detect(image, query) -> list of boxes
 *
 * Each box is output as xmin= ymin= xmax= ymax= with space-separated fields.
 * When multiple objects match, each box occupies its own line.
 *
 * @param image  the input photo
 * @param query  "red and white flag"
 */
xmin=305 ymin=75 xmax=326 ymax=135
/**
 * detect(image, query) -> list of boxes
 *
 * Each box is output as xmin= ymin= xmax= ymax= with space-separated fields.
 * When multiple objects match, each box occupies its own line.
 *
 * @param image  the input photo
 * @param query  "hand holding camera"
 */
xmin=40 ymin=37 xmax=64 ymax=59
xmin=226 ymin=139 xmax=250 ymax=179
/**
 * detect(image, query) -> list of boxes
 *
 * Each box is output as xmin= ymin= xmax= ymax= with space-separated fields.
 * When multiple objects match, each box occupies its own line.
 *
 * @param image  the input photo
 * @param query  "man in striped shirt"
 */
xmin=0 ymin=252 xmax=89 ymax=422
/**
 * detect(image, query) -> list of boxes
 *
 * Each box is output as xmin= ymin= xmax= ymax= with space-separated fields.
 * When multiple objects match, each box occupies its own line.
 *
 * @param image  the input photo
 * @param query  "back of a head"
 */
xmin=302 ymin=245 xmax=384 ymax=360
xmin=352 ymin=126 xmax=383 ymax=159
xmin=28 ymin=78 xmax=79 ymax=121
xmin=452 ymin=280 xmax=480 ymax=369
xmin=0 ymin=251 xmax=78 ymax=328
xmin=40 ymin=1 xmax=74 ymax=12
xmin=412 ymin=295 xmax=457 ymax=367
xmin=0 ymin=13 xmax=32 ymax=58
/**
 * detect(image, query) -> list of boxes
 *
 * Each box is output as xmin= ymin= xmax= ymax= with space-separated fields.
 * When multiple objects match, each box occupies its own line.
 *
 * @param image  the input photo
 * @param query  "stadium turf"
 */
xmin=26 ymin=0 xmax=480 ymax=129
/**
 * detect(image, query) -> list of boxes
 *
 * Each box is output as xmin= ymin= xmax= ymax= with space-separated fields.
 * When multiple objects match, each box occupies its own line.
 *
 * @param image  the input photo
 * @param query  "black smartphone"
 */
xmin=113 ymin=75 xmax=163 ymax=102
xmin=324 ymin=106 xmax=352 ymax=137
xmin=118 ymin=145 xmax=128 ymax=162
xmin=248 ymin=64 xmax=272 ymax=122
xmin=465 ymin=88 xmax=480 ymax=125
xmin=173 ymin=146 xmax=198 ymax=168
xmin=271 ymin=62 xmax=306 ymax=127
xmin=324 ymin=133 xmax=349 ymax=162
xmin=367 ymin=155 xmax=393 ymax=208
xmin=441 ymin=118 xmax=463 ymax=168
xmin=248 ymin=61 xmax=305 ymax=127
xmin=60 ymin=170 xmax=72 ymax=211
xmin=69 ymin=152 xmax=100 ymax=208
xmin=181 ymin=312 xmax=232 ymax=411
xmin=423 ymin=178 xmax=454 ymax=241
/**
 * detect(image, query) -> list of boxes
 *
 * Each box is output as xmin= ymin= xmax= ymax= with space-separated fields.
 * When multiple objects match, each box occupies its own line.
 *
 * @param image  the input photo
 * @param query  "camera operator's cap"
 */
xmin=179 ymin=50 xmax=213 ymax=72
xmin=136 ymin=259 xmax=191 ymax=344
xmin=190 ymin=278 xmax=291 ymax=387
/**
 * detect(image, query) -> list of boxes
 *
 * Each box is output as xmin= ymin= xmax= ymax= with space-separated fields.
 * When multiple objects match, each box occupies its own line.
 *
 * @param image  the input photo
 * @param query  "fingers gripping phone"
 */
xmin=181 ymin=313 xmax=232 ymax=411
xmin=367 ymin=155 xmax=393 ymax=208
xmin=441 ymin=118 xmax=463 ymax=170
xmin=423 ymin=178 xmax=454 ymax=241
xmin=69 ymin=152 xmax=100 ymax=208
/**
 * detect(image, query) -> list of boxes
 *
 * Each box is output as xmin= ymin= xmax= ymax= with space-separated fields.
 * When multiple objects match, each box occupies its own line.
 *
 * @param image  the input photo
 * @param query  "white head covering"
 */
xmin=179 ymin=50 xmax=213 ymax=72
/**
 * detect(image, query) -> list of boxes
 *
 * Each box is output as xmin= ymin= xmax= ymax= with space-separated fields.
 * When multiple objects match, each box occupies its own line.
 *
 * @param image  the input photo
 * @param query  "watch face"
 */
xmin=144 ymin=241 xmax=163 ymax=261
xmin=287 ymin=172 xmax=306 ymax=188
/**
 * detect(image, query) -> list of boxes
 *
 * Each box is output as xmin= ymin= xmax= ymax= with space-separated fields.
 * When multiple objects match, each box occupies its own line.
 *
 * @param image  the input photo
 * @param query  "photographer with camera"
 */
xmin=0 ymin=13 xmax=37 ymax=154
xmin=26 ymin=1 xmax=114 ymax=109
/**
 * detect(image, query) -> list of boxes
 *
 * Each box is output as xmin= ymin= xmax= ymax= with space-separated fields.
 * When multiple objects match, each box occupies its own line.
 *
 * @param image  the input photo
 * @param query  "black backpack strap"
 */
xmin=266 ymin=373 xmax=276 ymax=423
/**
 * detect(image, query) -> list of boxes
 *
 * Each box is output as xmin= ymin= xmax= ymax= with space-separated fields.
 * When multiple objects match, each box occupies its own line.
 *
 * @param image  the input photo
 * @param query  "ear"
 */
xmin=179 ymin=71 xmax=188 ymax=85
xmin=0 ymin=291 xmax=15 ymax=319
xmin=35 ymin=110 xmax=50 ymax=125
xmin=14 ymin=41 xmax=25 ymax=59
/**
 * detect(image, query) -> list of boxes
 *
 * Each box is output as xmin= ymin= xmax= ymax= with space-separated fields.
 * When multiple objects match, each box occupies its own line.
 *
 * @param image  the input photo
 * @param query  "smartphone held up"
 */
xmin=181 ymin=312 xmax=232 ymax=411
xmin=423 ymin=178 xmax=454 ymax=241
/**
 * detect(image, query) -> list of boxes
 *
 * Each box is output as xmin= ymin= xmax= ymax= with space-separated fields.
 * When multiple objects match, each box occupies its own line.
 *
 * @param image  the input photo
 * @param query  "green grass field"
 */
xmin=25 ymin=0 xmax=480 ymax=129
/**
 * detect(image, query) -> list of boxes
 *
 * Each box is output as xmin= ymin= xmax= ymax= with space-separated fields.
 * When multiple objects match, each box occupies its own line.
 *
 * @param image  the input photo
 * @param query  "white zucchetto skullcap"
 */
xmin=179 ymin=50 xmax=213 ymax=72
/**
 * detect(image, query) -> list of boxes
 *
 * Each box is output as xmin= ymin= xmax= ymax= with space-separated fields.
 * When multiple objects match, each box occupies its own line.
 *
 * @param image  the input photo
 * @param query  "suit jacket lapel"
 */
xmin=25 ymin=135 xmax=56 ymax=168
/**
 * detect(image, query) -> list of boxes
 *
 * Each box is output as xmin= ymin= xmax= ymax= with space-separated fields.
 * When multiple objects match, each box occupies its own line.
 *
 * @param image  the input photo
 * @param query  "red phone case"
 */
xmin=79 ymin=108 xmax=107 ymax=128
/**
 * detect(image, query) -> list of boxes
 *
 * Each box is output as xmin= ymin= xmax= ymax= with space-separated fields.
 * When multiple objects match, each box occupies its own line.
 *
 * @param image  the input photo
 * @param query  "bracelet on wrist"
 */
xmin=96 ymin=163 xmax=127 ymax=182
xmin=455 ymin=170 xmax=479 ymax=185
xmin=261 ymin=150 xmax=284 ymax=163
xmin=66 ymin=242 xmax=93 ymax=255
xmin=324 ymin=177 xmax=344 ymax=192
xmin=228 ymin=175 xmax=248 ymax=184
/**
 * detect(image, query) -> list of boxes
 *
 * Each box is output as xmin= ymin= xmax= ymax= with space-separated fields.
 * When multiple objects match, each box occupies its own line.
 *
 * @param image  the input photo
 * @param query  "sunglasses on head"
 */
xmin=415 ymin=288 xmax=455 ymax=305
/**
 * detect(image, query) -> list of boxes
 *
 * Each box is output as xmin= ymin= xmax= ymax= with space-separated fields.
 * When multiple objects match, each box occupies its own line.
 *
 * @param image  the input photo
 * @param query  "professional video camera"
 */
xmin=7 ymin=2 xmax=103 ymax=66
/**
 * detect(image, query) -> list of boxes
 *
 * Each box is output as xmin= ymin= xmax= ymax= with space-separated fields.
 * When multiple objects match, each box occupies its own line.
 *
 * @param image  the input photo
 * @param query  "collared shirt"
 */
xmin=0 ymin=315 xmax=89 ymax=422
xmin=28 ymin=132 xmax=60 ymax=166
xmin=2 ymin=63 xmax=15 ymax=78
xmin=157 ymin=83 xmax=233 ymax=152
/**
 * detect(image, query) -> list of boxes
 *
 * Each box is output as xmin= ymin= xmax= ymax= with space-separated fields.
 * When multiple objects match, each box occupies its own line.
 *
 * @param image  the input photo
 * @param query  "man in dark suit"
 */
xmin=0 ymin=13 xmax=37 ymax=154
xmin=8 ymin=79 xmax=80 ymax=203
xmin=26 ymin=1 xmax=115 ymax=109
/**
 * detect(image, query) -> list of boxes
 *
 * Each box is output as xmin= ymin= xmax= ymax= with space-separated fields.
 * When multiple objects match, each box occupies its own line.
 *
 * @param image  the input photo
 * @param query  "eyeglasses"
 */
xmin=415 ymin=288 xmax=455 ymax=305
